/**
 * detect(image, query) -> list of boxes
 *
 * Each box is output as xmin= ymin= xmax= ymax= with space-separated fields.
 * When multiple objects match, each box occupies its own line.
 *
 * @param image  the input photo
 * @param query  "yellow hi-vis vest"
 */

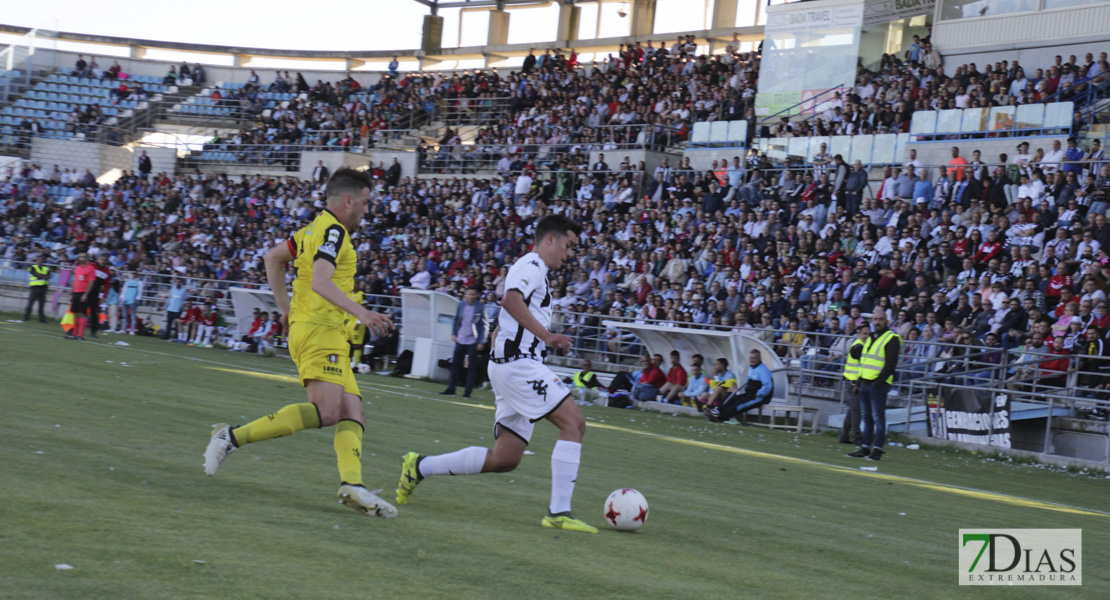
xmin=29 ymin=264 xmax=49 ymax=286
xmin=842 ymin=339 xmax=865 ymax=381
xmin=859 ymin=330 xmax=899 ymax=384
xmin=572 ymin=371 xmax=594 ymax=388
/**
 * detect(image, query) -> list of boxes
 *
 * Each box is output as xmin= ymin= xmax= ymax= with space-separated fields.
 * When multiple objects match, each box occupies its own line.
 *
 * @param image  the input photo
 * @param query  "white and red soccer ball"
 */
xmin=604 ymin=488 xmax=648 ymax=531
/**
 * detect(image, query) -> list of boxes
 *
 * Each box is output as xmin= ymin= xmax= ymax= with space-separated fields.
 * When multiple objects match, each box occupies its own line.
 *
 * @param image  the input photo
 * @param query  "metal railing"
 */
xmin=1039 ymin=73 xmax=1110 ymax=130
xmin=0 ymin=26 xmax=58 ymax=104
xmin=436 ymin=96 xmax=514 ymax=127
xmin=301 ymin=127 xmax=417 ymax=149
xmin=0 ymin=122 xmax=148 ymax=158
xmin=903 ymin=352 xmax=1110 ymax=456
xmin=759 ymin=84 xmax=851 ymax=129
xmin=5 ymin=261 xmax=1108 ymax=457
xmin=0 ymin=260 xmax=398 ymax=338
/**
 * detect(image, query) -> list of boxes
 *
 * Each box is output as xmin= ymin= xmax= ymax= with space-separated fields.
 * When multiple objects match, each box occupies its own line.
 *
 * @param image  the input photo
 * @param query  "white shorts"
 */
xmin=488 ymin=358 xmax=571 ymax=444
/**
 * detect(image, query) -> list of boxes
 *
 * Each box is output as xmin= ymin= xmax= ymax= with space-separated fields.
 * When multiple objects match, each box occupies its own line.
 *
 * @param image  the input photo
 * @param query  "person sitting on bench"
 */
xmin=707 ymin=350 xmax=774 ymax=422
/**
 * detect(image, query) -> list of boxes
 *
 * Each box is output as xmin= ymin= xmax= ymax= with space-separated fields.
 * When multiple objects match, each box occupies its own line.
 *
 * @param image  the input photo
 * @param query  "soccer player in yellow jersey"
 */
xmin=203 ymin=168 xmax=397 ymax=518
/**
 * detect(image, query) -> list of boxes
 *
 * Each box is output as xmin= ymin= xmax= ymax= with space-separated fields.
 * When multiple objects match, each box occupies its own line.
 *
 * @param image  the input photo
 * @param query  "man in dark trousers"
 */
xmin=440 ymin=287 xmax=489 ymax=399
xmin=138 ymin=150 xmax=153 ymax=180
xmin=24 ymin=254 xmax=51 ymax=322
xmin=706 ymin=350 xmax=774 ymax=422
xmin=87 ymin=255 xmax=112 ymax=338
xmin=848 ymin=313 xmax=901 ymax=461
xmin=312 ymin=160 xmax=330 ymax=184
xmin=385 ymin=158 xmax=402 ymax=188
xmin=839 ymin=324 xmax=869 ymax=444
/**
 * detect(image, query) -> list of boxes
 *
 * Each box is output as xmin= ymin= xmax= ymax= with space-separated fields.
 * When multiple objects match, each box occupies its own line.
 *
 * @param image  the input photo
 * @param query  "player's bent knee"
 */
xmin=340 ymin=393 xmax=365 ymax=423
xmin=486 ymin=454 xmax=521 ymax=473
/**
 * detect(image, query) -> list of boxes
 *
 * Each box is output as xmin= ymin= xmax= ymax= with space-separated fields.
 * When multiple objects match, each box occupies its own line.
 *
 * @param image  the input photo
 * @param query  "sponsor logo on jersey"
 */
xmin=328 ymin=354 xmax=338 ymax=363
xmin=319 ymin=242 xmax=337 ymax=257
xmin=327 ymin=229 xmax=341 ymax=243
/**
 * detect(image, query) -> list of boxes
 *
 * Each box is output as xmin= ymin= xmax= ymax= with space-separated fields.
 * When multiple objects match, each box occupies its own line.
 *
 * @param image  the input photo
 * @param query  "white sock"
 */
xmin=549 ymin=440 xmax=581 ymax=515
xmin=417 ymin=446 xmax=487 ymax=477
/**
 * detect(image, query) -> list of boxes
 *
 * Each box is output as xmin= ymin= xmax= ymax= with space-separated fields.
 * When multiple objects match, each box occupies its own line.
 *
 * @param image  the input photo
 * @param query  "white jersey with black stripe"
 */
xmin=492 ymin=252 xmax=551 ymax=361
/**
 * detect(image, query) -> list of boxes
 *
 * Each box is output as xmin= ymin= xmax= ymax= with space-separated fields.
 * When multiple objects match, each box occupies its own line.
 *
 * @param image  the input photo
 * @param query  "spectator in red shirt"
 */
xmin=632 ymin=354 xmax=667 ymax=402
xmin=179 ymin=301 xmax=204 ymax=344
xmin=659 ymin=350 xmax=689 ymax=404
xmin=1046 ymin=265 xmax=1074 ymax=310
xmin=972 ymin=231 xmax=1003 ymax=265
xmin=1039 ymin=336 xmax=1071 ymax=387
xmin=1053 ymin=290 xmax=1076 ymax=319
xmin=191 ymin=305 xmax=218 ymax=346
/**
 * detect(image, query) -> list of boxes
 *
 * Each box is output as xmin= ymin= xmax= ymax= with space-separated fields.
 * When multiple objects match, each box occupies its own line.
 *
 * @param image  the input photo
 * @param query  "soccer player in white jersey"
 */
xmin=396 ymin=215 xmax=597 ymax=532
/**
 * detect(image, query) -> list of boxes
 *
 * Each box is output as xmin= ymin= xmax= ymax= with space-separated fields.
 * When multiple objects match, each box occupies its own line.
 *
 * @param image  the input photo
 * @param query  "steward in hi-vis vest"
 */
xmin=847 ymin=314 xmax=900 ymax=463
xmin=24 ymin=256 xmax=51 ymax=323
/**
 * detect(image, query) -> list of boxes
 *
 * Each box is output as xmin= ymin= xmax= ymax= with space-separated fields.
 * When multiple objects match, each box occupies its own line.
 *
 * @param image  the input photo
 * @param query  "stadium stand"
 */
xmin=3 ymin=0 xmax=1110 ymax=459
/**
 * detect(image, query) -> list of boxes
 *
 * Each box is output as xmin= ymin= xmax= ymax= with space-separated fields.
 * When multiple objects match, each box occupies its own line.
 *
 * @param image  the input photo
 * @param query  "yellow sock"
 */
xmin=334 ymin=419 xmax=364 ymax=486
xmin=232 ymin=403 xmax=320 ymax=445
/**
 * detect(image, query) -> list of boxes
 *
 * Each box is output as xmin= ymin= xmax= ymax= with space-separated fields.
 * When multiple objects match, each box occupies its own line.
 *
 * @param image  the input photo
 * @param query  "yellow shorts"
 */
xmin=289 ymin=321 xmax=359 ymax=397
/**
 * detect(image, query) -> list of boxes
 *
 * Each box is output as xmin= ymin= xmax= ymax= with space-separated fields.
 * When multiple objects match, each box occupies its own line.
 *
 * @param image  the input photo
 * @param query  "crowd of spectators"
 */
xmin=3 ymin=134 xmax=1110 ymax=386
xmin=421 ymin=36 xmax=761 ymax=173
xmin=195 ymin=68 xmax=445 ymax=157
xmin=770 ymin=46 xmax=1110 ymax=139
xmin=4 ymin=38 xmax=1110 ymax=396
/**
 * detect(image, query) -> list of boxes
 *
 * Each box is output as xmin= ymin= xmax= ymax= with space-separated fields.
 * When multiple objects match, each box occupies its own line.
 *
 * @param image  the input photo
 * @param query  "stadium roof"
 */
xmin=410 ymin=0 xmax=580 ymax=12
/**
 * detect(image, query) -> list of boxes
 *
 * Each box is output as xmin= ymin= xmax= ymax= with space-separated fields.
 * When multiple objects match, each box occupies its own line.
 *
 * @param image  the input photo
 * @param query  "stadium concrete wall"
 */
xmin=683 ymin=148 xmax=749 ymax=171
xmin=298 ymin=150 xmax=418 ymax=184
xmin=588 ymin=149 xmax=673 ymax=183
xmin=934 ymin=4 xmax=1110 ymax=67
xmin=31 ymin=137 xmax=132 ymax=181
xmin=906 ymin=135 xmax=1073 ymax=172
xmin=134 ymin=147 xmax=177 ymax=177
xmin=23 ymin=48 xmax=390 ymax=89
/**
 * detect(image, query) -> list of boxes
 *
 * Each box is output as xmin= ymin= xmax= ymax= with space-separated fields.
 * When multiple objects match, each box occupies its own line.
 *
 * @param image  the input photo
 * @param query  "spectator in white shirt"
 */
xmin=1075 ymin=231 xmax=1101 ymax=261
xmin=904 ymin=149 xmax=923 ymax=170
xmin=409 ymin=261 xmax=431 ymax=290
xmin=1016 ymin=173 xmax=1045 ymax=203
xmin=513 ymin=173 xmax=533 ymax=204
xmin=1040 ymin=139 xmax=1066 ymax=175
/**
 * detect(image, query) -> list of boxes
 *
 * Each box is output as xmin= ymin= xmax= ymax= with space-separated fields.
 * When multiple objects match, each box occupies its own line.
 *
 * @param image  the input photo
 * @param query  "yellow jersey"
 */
xmin=288 ymin=209 xmax=357 ymax=328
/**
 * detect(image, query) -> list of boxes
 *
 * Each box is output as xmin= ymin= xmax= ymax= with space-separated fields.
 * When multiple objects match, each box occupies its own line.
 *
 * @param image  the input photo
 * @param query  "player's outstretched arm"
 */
xmin=263 ymin=241 xmax=295 ymax=324
xmin=310 ymin=258 xmax=393 ymax=336
xmin=502 ymin=290 xmax=571 ymax=352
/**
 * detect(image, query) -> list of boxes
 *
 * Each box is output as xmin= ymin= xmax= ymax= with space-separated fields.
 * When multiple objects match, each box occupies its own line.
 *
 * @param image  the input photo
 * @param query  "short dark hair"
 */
xmin=534 ymin=214 xmax=583 ymax=245
xmin=325 ymin=167 xmax=372 ymax=203
xmin=717 ymin=357 xmax=729 ymax=368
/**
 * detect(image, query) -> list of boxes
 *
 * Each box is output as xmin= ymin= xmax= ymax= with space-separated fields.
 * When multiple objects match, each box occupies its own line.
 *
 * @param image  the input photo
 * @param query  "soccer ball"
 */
xmin=603 ymin=488 xmax=648 ymax=531
xmin=355 ymin=363 xmax=370 ymax=374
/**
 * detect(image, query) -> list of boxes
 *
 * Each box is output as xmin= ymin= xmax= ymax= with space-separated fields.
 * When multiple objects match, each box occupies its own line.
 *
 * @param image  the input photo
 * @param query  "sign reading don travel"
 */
xmin=764 ymin=4 xmax=865 ymax=35
xmin=863 ymin=0 xmax=937 ymax=26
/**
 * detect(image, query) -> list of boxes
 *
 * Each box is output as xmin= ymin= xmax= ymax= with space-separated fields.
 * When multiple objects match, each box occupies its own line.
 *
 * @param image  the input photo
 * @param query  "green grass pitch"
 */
xmin=1 ymin=319 xmax=1107 ymax=599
